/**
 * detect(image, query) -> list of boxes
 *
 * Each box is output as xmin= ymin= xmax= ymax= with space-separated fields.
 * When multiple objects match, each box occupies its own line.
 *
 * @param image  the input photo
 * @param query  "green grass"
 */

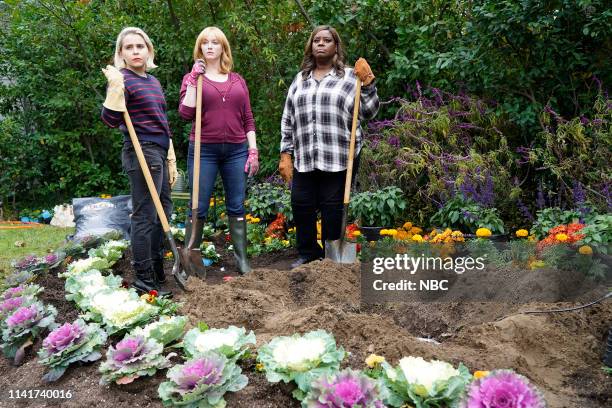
xmin=0 ymin=225 xmax=74 ymax=278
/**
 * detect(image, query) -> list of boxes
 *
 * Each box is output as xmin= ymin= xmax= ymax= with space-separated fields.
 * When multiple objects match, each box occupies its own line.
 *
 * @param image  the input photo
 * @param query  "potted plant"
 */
xmin=350 ymin=186 xmax=408 ymax=241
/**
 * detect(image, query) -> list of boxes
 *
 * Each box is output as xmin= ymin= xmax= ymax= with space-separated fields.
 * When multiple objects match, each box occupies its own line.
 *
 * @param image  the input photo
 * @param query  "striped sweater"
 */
xmin=101 ymin=68 xmax=171 ymax=150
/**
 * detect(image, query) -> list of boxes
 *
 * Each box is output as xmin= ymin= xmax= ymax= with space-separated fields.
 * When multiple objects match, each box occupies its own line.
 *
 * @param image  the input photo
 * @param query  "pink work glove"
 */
xmin=185 ymin=59 xmax=206 ymax=88
xmin=244 ymin=148 xmax=259 ymax=177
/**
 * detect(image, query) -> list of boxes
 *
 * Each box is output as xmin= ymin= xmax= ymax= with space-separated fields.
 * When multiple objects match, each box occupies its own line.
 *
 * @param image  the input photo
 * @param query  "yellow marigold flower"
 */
xmin=515 ymin=229 xmax=529 ymax=238
xmin=255 ymin=363 xmax=264 ymax=372
xmin=403 ymin=221 xmax=413 ymax=230
xmin=555 ymin=233 xmax=568 ymax=242
xmin=365 ymin=354 xmax=385 ymax=368
xmin=379 ymin=229 xmax=388 ymax=236
xmin=473 ymin=370 xmax=490 ymax=379
xmin=529 ymin=260 xmax=546 ymax=270
xmin=246 ymin=214 xmax=253 ymax=220
xmin=387 ymin=229 xmax=398 ymax=236
xmin=578 ymin=245 xmax=593 ymax=255
xmin=282 ymin=240 xmax=290 ymax=247
xmin=352 ymin=230 xmax=361 ymax=237
xmin=140 ymin=294 xmax=153 ymax=303
xmin=251 ymin=217 xmax=261 ymax=223
xmin=410 ymin=227 xmax=423 ymax=235
xmin=476 ymin=228 xmax=492 ymax=238
xmin=411 ymin=234 xmax=424 ymax=242
xmin=451 ymin=230 xmax=463 ymax=237
xmin=288 ymin=227 xmax=296 ymax=233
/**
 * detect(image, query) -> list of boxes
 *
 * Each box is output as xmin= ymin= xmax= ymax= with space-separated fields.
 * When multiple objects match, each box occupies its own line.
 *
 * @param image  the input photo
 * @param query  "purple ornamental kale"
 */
xmin=303 ymin=369 xmax=385 ymax=408
xmin=0 ymin=296 xmax=26 ymax=317
xmin=172 ymin=356 xmax=225 ymax=393
xmin=6 ymin=304 xmax=40 ymax=329
xmin=462 ymin=370 xmax=546 ymax=408
xmin=43 ymin=321 xmax=86 ymax=354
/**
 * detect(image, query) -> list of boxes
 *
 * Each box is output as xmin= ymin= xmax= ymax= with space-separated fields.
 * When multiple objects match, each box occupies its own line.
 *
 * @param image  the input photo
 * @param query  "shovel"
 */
xmin=181 ymin=75 xmax=208 ymax=279
xmin=325 ymin=77 xmax=362 ymax=263
xmin=122 ymin=112 xmax=189 ymax=291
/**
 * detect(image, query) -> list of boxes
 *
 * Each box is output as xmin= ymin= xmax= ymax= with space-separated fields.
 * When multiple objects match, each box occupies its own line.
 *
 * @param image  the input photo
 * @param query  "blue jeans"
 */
xmin=187 ymin=142 xmax=248 ymax=219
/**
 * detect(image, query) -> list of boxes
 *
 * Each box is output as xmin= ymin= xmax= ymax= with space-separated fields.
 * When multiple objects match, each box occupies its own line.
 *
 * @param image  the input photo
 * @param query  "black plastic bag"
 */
xmin=72 ymin=195 xmax=132 ymax=239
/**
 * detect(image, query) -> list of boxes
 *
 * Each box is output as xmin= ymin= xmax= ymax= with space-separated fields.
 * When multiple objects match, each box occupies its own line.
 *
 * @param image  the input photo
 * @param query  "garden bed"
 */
xmin=0 ymin=248 xmax=610 ymax=408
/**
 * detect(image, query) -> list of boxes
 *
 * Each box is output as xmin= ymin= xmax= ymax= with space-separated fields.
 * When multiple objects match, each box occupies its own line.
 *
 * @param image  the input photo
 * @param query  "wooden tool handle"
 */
xmin=191 ymin=75 xmax=203 ymax=212
xmin=343 ymin=77 xmax=362 ymax=205
xmin=123 ymin=112 xmax=171 ymax=233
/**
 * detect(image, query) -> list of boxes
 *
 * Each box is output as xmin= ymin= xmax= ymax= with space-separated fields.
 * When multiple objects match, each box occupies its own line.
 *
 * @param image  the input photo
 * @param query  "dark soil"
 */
xmin=0 ymin=247 xmax=610 ymax=408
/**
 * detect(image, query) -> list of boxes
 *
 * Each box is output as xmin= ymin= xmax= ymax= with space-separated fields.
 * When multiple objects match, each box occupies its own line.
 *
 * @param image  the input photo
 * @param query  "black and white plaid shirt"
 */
xmin=280 ymin=67 xmax=379 ymax=172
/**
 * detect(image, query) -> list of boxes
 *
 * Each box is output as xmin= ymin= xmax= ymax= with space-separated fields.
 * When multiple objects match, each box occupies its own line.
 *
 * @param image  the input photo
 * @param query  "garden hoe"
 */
xmin=181 ymin=75 xmax=208 ymax=279
xmin=325 ymin=78 xmax=362 ymax=264
xmin=122 ymin=113 xmax=189 ymax=291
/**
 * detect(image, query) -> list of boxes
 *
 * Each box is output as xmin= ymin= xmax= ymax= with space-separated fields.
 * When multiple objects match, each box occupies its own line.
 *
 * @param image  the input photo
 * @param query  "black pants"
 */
xmin=291 ymin=156 xmax=359 ymax=259
xmin=122 ymin=142 xmax=172 ymax=271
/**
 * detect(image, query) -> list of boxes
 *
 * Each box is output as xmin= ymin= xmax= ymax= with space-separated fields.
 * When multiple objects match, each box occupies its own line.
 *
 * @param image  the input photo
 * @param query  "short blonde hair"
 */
xmin=113 ymin=27 xmax=158 ymax=70
xmin=193 ymin=27 xmax=233 ymax=74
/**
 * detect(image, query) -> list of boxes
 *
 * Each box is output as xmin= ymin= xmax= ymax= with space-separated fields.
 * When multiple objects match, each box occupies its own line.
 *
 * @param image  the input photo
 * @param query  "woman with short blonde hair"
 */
xmin=112 ymin=26 xmax=158 ymax=70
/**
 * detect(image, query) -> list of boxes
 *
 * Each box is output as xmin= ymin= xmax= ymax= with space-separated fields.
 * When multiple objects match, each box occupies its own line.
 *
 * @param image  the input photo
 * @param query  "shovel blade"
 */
xmin=182 ymin=248 xmax=207 ymax=279
xmin=164 ymin=232 xmax=189 ymax=291
xmin=325 ymin=239 xmax=357 ymax=264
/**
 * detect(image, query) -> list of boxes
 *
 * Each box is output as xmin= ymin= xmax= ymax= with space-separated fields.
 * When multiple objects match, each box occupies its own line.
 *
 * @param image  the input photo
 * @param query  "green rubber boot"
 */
xmin=229 ymin=216 xmax=251 ymax=275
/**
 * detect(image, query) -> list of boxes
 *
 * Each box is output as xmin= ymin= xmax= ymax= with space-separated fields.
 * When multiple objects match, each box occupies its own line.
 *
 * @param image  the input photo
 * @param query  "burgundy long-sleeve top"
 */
xmin=101 ymin=68 xmax=171 ymax=150
xmin=178 ymin=72 xmax=256 ymax=143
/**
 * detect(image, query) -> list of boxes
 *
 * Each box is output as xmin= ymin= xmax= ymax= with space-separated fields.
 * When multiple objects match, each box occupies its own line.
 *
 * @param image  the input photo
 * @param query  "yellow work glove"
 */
xmin=167 ymin=139 xmax=178 ymax=189
xmin=354 ymin=58 xmax=375 ymax=86
xmin=278 ymin=152 xmax=293 ymax=184
xmin=102 ymin=65 xmax=126 ymax=112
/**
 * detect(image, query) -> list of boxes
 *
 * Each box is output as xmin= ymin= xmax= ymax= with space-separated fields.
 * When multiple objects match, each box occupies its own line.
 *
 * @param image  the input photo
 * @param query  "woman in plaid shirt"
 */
xmin=279 ymin=26 xmax=379 ymax=268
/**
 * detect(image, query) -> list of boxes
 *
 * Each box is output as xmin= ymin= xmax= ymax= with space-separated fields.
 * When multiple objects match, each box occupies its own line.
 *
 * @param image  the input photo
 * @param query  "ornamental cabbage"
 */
xmin=64 ymin=269 xmax=122 ymax=310
xmin=302 ymin=368 xmax=387 ymax=408
xmin=38 ymin=319 xmax=107 ymax=382
xmin=88 ymin=239 xmax=129 ymax=263
xmin=1 ymin=283 xmax=43 ymax=301
xmin=380 ymin=356 xmax=471 ymax=407
xmin=1 ymin=301 xmax=57 ymax=364
xmin=461 ymin=369 xmax=546 ymax=408
xmin=130 ymin=315 xmax=187 ymax=346
xmin=1 ymin=296 xmax=36 ymax=321
xmin=60 ymin=256 xmax=112 ymax=278
xmin=182 ymin=325 xmax=255 ymax=360
xmin=158 ymin=351 xmax=248 ymax=408
xmin=257 ymin=330 xmax=346 ymax=400
xmin=99 ymin=335 xmax=172 ymax=385
xmin=88 ymin=288 xmax=159 ymax=333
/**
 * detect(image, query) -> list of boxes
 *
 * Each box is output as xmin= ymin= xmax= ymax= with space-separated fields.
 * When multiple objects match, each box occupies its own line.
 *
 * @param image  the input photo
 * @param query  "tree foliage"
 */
xmin=0 ymin=0 xmax=610 ymax=213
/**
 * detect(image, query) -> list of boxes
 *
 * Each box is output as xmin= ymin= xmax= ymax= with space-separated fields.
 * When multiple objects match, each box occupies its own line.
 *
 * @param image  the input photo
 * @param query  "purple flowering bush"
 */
xmin=38 ymin=319 xmax=107 ymax=382
xmin=461 ymin=369 xmax=546 ymax=408
xmin=99 ymin=335 xmax=172 ymax=385
xmin=358 ymin=85 xmax=515 ymax=226
xmin=158 ymin=351 xmax=248 ymax=407
xmin=302 ymin=368 xmax=387 ymax=408
xmin=1 ymin=301 xmax=57 ymax=364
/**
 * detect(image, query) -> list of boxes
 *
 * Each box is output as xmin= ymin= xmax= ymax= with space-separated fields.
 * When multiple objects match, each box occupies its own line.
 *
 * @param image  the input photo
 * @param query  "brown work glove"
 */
xmin=278 ymin=153 xmax=293 ymax=183
xmin=354 ymin=58 xmax=375 ymax=86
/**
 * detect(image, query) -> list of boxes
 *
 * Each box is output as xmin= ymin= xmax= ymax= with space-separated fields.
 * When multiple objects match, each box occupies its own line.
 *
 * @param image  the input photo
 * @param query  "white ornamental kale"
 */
xmin=87 ymin=288 xmax=158 ymax=334
xmin=38 ymin=319 xmax=107 ymax=382
xmin=64 ymin=269 xmax=123 ymax=310
xmin=183 ymin=325 xmax=256 ymax=360
xmin=88 ymin=239 xmax=129 ymax=263
xmin=1 ymin=301 xmax=57 ymax=364
xmin=60 ymin=256 xmax=112 ymax=278
xmin=257 ymin=329 xmax=346 ymax=400
xmin=158 ymin=351 xmax=248 ymax=408
xmin=99 ymin=335 xmax=172 ymax=385
xmin=130 ymin=315 xmax=188 ymax=346
xmin=380 ymin=356 xmax=472 ymax=407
